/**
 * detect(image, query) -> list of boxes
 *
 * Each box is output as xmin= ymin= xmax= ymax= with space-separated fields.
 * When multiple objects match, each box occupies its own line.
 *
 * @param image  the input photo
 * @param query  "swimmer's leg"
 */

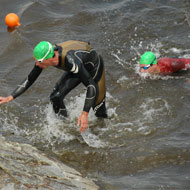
xmin=93 ymin=55 xmax=108 ymax=118
xmin=50 ymin=72 xmax=80 ymax=117
xmin=93 ymin=97 xmax=108 ymax=118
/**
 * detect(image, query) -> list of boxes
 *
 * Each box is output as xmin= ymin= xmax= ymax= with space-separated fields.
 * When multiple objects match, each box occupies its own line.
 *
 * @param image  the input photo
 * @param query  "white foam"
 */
xmin=37 ymin=104 xmax=76 ymax=145
xmin=133 ymin=97 xmax=171 ymax=135
xmin=170 ymin=47 xmax=183 ymax=54
xmin=117 ymin=75 xmax=129 ymax=84
xmin=111 ymin=52 xmax=126 ymax=68
xmin=68 ymin=93 xmax=96 ymax=121
xmin=0 ymin=106 xmax=20 ymax=136
xmin=33 ymin=92 xmax=117 ymax=148
xmin=140 ymin=97 xmax=170 ymax=118
xmin=81 ymin=128 xmax=107 ymax=148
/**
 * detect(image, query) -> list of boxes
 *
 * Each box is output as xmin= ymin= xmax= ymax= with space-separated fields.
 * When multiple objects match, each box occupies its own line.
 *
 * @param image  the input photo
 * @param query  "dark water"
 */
xmin=1 ymin=0 xmax=190 ymax=189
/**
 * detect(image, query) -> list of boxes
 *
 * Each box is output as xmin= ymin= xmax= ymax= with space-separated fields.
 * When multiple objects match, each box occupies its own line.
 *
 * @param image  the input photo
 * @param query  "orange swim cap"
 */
xmin=5 ymin=13 xmax=21 ymax=28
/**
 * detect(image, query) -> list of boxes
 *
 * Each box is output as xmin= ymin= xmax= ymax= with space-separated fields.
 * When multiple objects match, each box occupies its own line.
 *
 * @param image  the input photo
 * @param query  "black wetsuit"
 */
xmin=11 ymin=40 xmax=107 ymax=118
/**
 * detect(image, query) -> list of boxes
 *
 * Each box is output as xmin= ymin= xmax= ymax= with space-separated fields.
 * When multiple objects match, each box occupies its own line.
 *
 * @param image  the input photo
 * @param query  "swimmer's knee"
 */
xmin=94 ymin=100 xmax=108 ymax=118
xmin=95 ymin=105 xmax=108 ymax=118
xmin=50 ymin=92 xmax=67 ymax=117
xmin=57 ymin=108 xmax=68 ymax=118
xmin=50 ymin=91 xmax=61 ymax=104
xmin=95 ymin=112 xmax=108 ymax=118
xmin=50 ymin=94 xmax=58 ymax=105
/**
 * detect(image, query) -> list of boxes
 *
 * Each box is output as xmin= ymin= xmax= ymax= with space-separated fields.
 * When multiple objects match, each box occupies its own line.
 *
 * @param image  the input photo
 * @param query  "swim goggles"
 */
xmin=140 ymin=57 xmax=157 ymax=70
xmin=141 ymin=63 xmax=153 ymax=70
xmin=37 ymin=42 xmax=51 ymax=63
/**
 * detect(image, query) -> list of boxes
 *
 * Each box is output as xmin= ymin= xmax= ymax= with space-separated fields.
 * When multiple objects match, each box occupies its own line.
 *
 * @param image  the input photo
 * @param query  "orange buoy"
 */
xmin=5 ymin=13 xmax=21 ymax=28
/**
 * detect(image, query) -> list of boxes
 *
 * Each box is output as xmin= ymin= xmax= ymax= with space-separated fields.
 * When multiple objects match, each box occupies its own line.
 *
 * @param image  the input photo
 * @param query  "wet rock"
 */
xmin=0 ymin=136 xmax=99 ymax=190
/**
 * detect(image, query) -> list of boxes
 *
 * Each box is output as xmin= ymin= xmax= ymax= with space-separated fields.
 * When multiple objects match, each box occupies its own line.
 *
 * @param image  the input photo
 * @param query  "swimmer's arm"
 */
xmin=77 ymin=76 xmax=97 ymax=133
xmin=83 ymin=78 xmax=97 ymax=112
xmin=0 ymin=65 xmax=43 ymax=104
xmin=11 ymin=65 xmax=43 ymax=99
xmin=65 ymin=53 xmax=97 ymax=132
xmin=77 ymin=63 xmax=97 ymax=113
xmin=77 ymin=67 xmax=97 ymax=132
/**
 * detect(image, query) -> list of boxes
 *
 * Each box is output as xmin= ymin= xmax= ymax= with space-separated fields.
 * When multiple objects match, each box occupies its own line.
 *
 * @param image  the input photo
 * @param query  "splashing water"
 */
xmin=31 ymin=92 xmax=117 ymax=148
xmin=81 ymin=128 xmax=108 ymax=148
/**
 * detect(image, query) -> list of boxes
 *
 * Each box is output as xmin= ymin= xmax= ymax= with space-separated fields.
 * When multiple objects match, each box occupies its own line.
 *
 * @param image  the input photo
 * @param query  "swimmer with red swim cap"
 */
xmin=140 ymin=51 xmax=190 ymax=74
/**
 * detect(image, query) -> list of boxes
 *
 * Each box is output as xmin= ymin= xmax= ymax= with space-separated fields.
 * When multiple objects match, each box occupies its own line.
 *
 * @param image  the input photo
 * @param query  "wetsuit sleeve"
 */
xmin=11 ymin=65 xmax=43 ymax=99
xmin=79 ymin=64 xmax=98 ymax=113
xmin=65 ymin=53 xmax=98 ymax=113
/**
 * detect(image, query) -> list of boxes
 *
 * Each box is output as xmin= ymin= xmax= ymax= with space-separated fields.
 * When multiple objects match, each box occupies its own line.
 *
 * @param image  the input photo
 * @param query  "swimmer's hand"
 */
xmin=0 ymin=96 xmax=13 ymax=104
xmin=77 ymin=111 xmax=88 ymax=133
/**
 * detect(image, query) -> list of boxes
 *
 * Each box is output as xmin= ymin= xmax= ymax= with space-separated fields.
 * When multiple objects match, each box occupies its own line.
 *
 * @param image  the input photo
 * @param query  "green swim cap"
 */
xmin=33 ymin=41 xmax=54 ymax=61
xmin=140 ymin=51 xmax=157 ymax=65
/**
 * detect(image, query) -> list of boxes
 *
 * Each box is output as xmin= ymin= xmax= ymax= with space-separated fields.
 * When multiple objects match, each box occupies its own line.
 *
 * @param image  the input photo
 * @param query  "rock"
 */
xmin=0 ymin=136 xmax=99 ymax=190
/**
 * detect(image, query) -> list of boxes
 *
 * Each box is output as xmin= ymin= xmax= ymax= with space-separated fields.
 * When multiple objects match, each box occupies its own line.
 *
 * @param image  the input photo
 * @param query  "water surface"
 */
xmin=0 ymin=0 xmax=190 ymax=189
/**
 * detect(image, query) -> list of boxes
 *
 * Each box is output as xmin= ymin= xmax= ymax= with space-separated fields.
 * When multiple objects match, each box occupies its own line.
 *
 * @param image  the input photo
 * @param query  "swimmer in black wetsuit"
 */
xmin=0 ymin=40 xmax=107 ymax=132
